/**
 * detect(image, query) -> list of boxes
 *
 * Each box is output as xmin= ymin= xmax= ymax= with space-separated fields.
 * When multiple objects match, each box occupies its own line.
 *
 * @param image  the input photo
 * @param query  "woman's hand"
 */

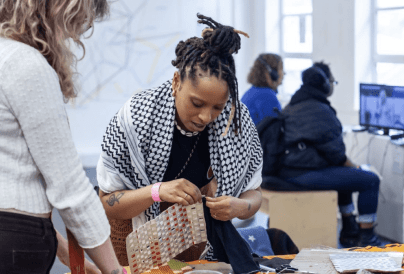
xmin=205 ymin=196 xmax=247 ymax=221
xmin=56 ymin=230 xmax=101 ymax=274
xmin=159 ymin=179 xmax=202 ymax=206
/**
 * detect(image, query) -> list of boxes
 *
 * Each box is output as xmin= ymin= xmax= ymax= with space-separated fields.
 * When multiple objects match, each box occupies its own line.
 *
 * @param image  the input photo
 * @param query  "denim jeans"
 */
xmin=0 ymin=211 xmax=58 ymax=274
xmin=281 ymin=167 xmax=380 ymax=223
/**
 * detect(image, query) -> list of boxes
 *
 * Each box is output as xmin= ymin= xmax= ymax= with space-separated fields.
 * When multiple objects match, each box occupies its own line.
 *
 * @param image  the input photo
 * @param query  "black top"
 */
xmin=162 ymin=126 xmax=212 ymax=189
xmin=278 ymin=85 xmax=347 ymax=179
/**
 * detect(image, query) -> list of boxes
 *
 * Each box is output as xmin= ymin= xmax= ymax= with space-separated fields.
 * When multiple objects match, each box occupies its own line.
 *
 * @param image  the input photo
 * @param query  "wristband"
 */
xmin=123 ymin=268 xmax=128 ymax=274
xmin=151 ymin=183 xmax=163 ymax=202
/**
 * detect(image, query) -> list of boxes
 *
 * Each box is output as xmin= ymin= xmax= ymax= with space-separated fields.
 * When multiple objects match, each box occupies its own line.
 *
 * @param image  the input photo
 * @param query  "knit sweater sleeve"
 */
xmin=0 ymin=44 xmax=110 ymax=248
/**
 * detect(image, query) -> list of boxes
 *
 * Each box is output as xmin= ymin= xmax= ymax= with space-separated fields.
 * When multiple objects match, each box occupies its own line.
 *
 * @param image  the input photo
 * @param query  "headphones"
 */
xmin=310 ymin=65 xmax=331 ymax=94
xmin=257 ymin=54 xmax=279 ymax=82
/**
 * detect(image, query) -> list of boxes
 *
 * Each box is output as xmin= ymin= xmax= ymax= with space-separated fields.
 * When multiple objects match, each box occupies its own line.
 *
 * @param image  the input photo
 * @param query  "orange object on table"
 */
xmin=66 ymin=228 xmax=85 ymax=274
xmin=348 ymin=243 xmax=404 ymax=253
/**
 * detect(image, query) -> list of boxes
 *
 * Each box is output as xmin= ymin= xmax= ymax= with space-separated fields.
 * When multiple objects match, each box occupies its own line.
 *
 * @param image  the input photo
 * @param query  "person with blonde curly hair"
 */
xmin=0 ymin=0 xmax=125 ymax=273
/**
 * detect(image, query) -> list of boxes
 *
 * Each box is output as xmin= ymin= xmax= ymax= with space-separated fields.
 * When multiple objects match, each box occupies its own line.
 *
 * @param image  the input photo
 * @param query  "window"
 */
xmin=373 ymin=0 xmax=404 ymax=86
xmin=278 ymin=0 xmax=313 ymax=102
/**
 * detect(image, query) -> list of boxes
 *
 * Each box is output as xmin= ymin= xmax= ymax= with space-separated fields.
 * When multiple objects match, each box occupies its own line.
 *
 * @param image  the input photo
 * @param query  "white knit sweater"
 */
xmin=0 ymin=37 xmax=110 ymax=249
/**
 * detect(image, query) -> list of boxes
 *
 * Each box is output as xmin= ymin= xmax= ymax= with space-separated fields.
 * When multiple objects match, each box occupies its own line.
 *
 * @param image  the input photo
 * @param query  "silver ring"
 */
xmin=184 ymin=193 xmax=188 ymax=199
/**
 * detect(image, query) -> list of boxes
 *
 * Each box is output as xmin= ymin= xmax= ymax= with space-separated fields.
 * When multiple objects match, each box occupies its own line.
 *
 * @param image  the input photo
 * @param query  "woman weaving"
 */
xmin=97 ymin=14 xmax=263 ymax=262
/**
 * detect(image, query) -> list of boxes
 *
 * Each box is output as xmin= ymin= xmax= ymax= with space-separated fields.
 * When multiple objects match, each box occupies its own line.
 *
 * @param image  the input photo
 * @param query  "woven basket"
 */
xmin=110 ymin=218 xmax=133 ymax=266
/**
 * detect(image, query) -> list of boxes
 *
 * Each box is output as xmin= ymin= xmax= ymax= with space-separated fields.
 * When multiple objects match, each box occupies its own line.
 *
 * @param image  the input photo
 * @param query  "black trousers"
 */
xmin=0 ymin=211 xmax=58 ymax=274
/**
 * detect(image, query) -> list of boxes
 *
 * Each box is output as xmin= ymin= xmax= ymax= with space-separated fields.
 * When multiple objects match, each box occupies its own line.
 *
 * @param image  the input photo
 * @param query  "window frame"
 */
xmin=279 ymin=0 xmax=313 ymax=60
xmin=278 ymin=0 xmax=313 ymax=100
xmin=372 ymin=0 xmax=404 ymax=82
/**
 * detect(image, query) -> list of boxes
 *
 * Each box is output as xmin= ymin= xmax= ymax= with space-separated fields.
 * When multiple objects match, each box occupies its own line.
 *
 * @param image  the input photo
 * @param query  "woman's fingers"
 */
xmin=211 ymin=211 xmax=222 ymax=221
xmin=182 ymin=191 xmax=195 ymax=205
xmin=159 ymin=179 xmax=203 ymax=205
xmin=182 ymin=180 xmax=202 ymax=203
xmin=178 ymin=197 xmax=190 ymax=206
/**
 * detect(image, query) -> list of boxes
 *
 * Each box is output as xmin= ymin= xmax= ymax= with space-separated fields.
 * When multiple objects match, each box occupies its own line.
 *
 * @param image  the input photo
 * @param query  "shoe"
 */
xmin=339 ymin=215 xmax=360 ymax=248
xmin=357 ymin=226 xmax=382 ymax=247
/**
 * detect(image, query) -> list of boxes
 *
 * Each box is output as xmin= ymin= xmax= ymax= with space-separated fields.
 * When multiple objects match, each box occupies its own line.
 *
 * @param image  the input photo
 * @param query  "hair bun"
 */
xmin=197 ymin=13 xmax=248 ymax=56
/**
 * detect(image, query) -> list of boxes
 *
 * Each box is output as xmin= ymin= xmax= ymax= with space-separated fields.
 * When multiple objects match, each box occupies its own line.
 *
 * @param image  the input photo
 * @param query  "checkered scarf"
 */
xmin=101 ymin=80 xmax=262 ymax=222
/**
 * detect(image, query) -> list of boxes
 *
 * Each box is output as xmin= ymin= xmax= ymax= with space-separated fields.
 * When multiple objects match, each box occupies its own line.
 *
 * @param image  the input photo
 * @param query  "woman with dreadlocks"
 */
xmin=97 ymin=14 xmax=263 ymax=264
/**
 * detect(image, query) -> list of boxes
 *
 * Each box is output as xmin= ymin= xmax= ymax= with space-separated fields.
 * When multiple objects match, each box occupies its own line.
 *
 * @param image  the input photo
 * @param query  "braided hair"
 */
xmin=171 ymin=14 xmax=249 ymax=135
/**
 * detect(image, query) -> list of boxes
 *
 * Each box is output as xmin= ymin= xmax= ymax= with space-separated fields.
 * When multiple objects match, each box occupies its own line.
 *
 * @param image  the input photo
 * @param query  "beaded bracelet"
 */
xmin=151 ymin=182 xmax=163 ymax=202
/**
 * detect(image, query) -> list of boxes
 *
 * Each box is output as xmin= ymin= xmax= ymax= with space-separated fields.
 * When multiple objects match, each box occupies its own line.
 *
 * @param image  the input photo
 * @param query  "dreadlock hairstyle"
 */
xmin=171 ymin=13 xmax=249 ymax=136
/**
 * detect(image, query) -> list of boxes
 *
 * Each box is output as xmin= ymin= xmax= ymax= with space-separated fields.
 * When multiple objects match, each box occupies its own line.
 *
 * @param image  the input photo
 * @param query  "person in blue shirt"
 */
xmin=241 ymin=53 xmax=284 ymax=125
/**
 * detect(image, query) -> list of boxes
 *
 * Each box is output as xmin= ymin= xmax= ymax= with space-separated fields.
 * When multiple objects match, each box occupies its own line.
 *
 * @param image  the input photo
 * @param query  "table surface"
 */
xmin=290 ymin=244 xmax=404 ymax=274
xmin=65 ymin=255 xmax=295 ymax=274
xmin=66 ymin=244 xmax=404 ymax=274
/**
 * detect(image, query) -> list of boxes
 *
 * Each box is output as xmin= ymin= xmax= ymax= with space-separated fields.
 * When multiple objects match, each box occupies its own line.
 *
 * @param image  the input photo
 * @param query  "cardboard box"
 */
xmin=260 ymin=190 xmax=338 ymax=250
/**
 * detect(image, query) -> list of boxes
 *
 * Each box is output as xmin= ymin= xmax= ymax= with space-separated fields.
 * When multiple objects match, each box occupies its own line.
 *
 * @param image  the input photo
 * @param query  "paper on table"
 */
xmin=329 ymin=252 xmax=403 ymax=273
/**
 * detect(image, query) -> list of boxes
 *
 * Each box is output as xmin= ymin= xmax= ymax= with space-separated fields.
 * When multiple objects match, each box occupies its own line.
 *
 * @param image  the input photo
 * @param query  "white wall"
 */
xmin=68 ymin=0 xmax=266 ymax=167
xmin=312 ymin=0 xmax=358 ymax=125
xmin=264 ymin=0 xmax=375 ymax=126
xmin=69 ymin=0 xmax=377 ymax=167
xmin=355 ymin=0 xmax=373 ymax=110
xmin=233 ymin=0 xmax=267 ymax=96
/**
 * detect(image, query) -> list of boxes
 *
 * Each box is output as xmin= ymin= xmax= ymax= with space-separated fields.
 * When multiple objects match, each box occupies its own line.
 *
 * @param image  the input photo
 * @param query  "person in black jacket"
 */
xmin=277 ymin=62 xmax=381 ymax=248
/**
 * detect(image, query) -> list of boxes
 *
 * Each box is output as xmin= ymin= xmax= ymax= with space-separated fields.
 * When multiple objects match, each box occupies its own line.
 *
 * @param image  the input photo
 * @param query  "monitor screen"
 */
xmin=360 ymin=83 xmax=404 ymax=130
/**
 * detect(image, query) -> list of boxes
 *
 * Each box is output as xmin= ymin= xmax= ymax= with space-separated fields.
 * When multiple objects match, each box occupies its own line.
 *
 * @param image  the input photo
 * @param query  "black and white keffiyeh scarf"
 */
xmin=101 ymin=79 xmax=262 ymax=223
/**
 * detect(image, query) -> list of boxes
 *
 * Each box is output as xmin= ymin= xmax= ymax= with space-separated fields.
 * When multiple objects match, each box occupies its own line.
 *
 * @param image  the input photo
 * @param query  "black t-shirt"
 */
xmin=162 ymin=126 xmax=212 ymax=189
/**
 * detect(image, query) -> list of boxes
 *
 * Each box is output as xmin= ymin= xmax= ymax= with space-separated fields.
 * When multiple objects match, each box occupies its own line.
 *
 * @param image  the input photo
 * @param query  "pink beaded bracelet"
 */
xmin=151 ymin=182 xmax=163 ymax=202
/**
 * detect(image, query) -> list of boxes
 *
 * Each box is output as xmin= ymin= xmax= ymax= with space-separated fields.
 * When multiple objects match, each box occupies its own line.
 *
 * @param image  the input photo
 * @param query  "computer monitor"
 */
xmin=360 ymin=83 xmax=404 ymax=132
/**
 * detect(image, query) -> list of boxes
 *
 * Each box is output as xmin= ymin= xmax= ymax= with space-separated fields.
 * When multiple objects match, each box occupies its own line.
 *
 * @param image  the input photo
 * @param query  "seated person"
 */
xmin=242 ymin=53 xmax=284 ymax=125
xmin=276 ymin=62 xmax=381 ymax=247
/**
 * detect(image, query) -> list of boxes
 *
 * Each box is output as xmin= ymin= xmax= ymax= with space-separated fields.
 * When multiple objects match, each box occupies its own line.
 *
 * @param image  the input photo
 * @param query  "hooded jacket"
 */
xmin=278 ymin=83 xmax=347 ymax=178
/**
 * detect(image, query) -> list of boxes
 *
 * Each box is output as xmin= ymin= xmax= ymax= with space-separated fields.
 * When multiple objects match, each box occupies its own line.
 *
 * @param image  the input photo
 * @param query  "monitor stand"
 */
xmin=351 ymin=125 xmax=368 ymax=132
xmin=367 ymin=127 xmax=388 ymax=136
xmin=367 ymin=127 xmax=404 ymax=139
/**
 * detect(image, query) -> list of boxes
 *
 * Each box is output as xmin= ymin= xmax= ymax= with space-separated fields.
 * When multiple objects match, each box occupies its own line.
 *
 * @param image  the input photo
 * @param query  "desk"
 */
xmin=66 ymin=248 xmax=404 ymax=274
xmin=343 ymin=130 xmax=404 ymax=242
xmin=65 ymin=257 xmax=297 ymax=274
xmin=290 ymin=244 xmax=404 ymax=274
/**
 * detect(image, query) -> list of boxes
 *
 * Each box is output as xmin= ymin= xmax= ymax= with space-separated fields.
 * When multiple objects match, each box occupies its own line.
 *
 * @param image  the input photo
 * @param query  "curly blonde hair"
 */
xmin=0 ymin=0 xmax=109 ymax=102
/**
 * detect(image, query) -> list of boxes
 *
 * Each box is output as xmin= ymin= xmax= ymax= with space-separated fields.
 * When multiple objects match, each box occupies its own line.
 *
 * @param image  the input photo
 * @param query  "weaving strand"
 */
xmin=127 ymin=202 xmax=207 ymax=274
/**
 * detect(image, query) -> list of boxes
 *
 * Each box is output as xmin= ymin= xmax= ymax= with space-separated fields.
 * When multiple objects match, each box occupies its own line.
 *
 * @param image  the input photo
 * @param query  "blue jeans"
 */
xmin=0 ymin=211 xmax=57 ymax=274
xmin=282 ymin=167 xmax=380 ymax=223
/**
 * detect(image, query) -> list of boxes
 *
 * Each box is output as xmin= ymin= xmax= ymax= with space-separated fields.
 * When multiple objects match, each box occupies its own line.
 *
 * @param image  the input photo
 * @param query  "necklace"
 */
xmin=174 ymin=120 xmax=199 ymax=137
xmin=174 ymin=134 xmax=201 ymax=179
